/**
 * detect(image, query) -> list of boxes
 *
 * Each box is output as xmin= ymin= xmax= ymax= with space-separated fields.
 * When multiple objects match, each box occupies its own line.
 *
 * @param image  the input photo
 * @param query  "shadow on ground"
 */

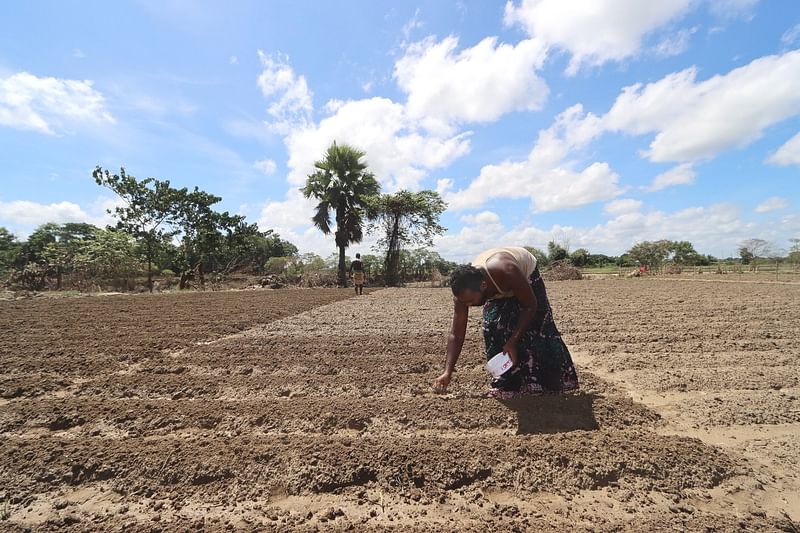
xmin=500 ymin=393 xmax=598 ymax=434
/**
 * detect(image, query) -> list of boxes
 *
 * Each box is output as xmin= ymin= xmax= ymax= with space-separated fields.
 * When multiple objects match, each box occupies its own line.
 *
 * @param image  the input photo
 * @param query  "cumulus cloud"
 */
xmin=603 ymin=50 xmax=800 ymax=162
xmin=460 ymin=211 xmax=501 ymax=225
xmin=254 ymin=158 xmax=277 ymax=175
xmin=252 ymin=49 xmax=479 ymax=254
xmin=766 ymin=132 xmax=800 ymax=166
xmin=645 ymin=163 xmax=696 ymax=192
xmin=754 ymin=196 xmax=789 ymax=213
xmin=604 ymin=198 xmax=643 ymax=216
xmin=256 ymin=188 xmax=381 ymax=255
xmin=445 ymin=104 xmax=620 ymax=211
xmin=394 ymin=35 xmax=548 ymax=133
xmin=0 ymin=197 xmax=118 ymax=232
xmin=285 ymin=97 xmax=471 ymax=191
xmin=435 ymin=201 xmax=796 ymax=261
xmin=0 ymin=72 xmax=115 ymax=134
xmin=503 ymin=0 xmax=693 ymax=74
xmin=257 ymin=50 xmax=313 ymax=133
xmin=433 ymin=49 xmax=800 ymax=213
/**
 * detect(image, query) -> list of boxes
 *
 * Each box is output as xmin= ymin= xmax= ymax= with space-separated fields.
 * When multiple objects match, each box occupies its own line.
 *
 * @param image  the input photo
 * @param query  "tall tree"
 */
xmin=0 ymin=227 xmax=22 ymax=277
xmin=93 ymin=166 xmax=183 ymax=291
xmin=668 ymin=240 xmax=702 ymax=265
xmin=627 ymin=240 xmax=671 ymax=271
xmin=173 ymin=187 xmax=247 ymax=288
xmin=789 ymin=238 xmax=800 ymax=269
xmin=547 ymin=241 xmax=569 ymax=263
xmin=367 ymin=190 xmax=446 ymax=287
xmin=302 ymin=141 xmax=380 ymax=286
xmin=75 ymin=228 xmax=141 ymax=280
xmin=569 ymin=248 xmax=590 ymax=267
xmin=739 ymin=238 xmax=772 ymax=270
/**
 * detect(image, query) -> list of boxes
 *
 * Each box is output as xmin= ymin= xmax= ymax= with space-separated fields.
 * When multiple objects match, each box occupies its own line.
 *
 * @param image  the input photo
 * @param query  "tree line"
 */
xmin=3 ymin=139 xmax=797 ymax=291
xmin=0 ymin=141 xmax=451 ymax=292
xmin=526 ymin=238 xmax=800 ymax=272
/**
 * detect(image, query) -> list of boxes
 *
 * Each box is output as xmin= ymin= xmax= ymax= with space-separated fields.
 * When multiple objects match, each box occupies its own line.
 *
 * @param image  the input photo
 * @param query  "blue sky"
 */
xmin=1 ymin=0 xmax=798 ymax=261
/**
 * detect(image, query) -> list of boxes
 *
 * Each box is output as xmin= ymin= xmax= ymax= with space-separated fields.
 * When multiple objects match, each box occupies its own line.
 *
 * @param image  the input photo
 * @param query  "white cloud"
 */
xmin=603 ymin=50 xmax=800 ymax=162
xmin=645 ymin=163 xmax=696 ymax=191
xmin=395 ymin=35 xmax=548 ymax=133
xmin=604 ymin=198 xmax=643 ymax=216
xmin=0 ymin=72 xmax=115 ymax=134
xmin=0 ymin=200 xmax=89 ymax=225
xmin=435 ymin=201 xmax=797 ymax=261
xmin=257 ymin=50 xmax=313 ymax=133
xmin=72 ymin=48 xmax=86 ymax=59
xmin=436 ymin=178 xmax=454 ymax=195
xmin=654 ymin=26 xmax=697 ymax=57
xmin=782 ymin=23 xmax=800 ymax=48
xmin=460 ymin=211 xmax=501 ymax=226
xmin=503 ymin=0 xmax=693 ymax=74
xmin=229 ymin=55 xmax=239 ymax=65
xmin=285 ymin=97 xmax=471 ymax=190
xmin=755 ymin=196 xmax=789 ymax=213
xmin=253 ymin=158 xmax=277 ymax=175
xmin=256 ymin=188 xmax=380 ymax=256
xmin=0 ymin=197 xmax=118 ymax=231
xmin=708 ymin=0 xmax=760 ymax=20
xmin=767 ymin=132 xmax=800 ymax=166
xmin=402 ymin=8 xmax=424 ymax=40
xmin=446 ymin=104 xmax=620 ymax=211
xmin=440 ymin=50 xmax=800 ymax=214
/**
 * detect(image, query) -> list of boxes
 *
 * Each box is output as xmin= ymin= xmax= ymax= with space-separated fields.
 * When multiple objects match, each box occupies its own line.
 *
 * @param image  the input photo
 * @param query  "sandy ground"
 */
xmin=1 ymin=280 xmax=798 ymax=531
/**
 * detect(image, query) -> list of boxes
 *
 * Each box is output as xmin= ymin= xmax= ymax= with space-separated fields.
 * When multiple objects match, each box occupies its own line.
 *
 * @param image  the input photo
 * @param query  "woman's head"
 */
xmin=450 ymin=264 xmax=488 ymax=306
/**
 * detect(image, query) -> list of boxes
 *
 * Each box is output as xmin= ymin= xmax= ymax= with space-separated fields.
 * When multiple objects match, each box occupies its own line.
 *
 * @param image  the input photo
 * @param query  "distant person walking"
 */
xmin=349 ymin=253 xmax=365 ymax=295
xmin=433 ymin=246 xmax=579 ymax=399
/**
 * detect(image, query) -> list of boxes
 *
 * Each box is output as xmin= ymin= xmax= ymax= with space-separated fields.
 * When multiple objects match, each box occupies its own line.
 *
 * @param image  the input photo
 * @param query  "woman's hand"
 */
xmin=432 ymin=372 xmax=452 ymax=393
xmin=502 ymin=340 xmax=519 ymax=367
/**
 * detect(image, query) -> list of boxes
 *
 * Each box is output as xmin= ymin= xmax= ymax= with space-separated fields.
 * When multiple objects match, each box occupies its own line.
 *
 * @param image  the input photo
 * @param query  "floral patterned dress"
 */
xmin=482 ymin=267 xmax=579 ymax=399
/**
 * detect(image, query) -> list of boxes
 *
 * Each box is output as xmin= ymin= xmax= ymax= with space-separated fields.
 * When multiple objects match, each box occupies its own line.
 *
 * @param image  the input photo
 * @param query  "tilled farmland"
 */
xmin=1 ymin=280 xmax=798 ymax=531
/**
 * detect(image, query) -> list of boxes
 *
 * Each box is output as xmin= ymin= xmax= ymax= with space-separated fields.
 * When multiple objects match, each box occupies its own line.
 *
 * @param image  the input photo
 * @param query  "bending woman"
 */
xmin=433 ymin=246 xmax=579 ymax=399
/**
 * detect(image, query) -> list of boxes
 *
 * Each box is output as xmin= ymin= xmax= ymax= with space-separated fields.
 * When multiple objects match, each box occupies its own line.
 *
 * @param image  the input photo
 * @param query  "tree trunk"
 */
xmin=385 ymin=214 xmax=401 ymax=286
xmin=337 ymin=239 xmax=346 ymax=287
xmin=335 ymin=205 xmax=347 ymax=287
xmin=179 ymin=271 xmax=190 ymax=290
xmin=146 ymin=240 xmax=154 ymax=293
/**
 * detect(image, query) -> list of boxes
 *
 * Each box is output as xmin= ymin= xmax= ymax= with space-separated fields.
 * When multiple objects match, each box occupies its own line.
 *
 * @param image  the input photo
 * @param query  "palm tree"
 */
xmin=302 ymin=141 xmax=380 ymax=286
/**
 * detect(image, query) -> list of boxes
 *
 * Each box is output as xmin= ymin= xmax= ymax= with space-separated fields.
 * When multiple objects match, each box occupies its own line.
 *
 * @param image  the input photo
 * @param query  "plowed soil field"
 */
xmin=1 ymin=280 xmax=798 ymax=532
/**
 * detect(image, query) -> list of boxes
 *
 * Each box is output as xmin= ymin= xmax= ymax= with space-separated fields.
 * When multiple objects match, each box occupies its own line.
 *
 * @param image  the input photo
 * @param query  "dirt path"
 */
xmin=1 ymin=281 xmax=798 ymax=531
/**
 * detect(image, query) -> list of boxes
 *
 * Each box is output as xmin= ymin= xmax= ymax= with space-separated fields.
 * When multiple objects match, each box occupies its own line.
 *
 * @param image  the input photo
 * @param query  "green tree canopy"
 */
xmin=523 ymin=246 xmax=550 ymax=268
xmin=627 ymin=240 xmax=672 ymax=270
xmin=0 ymin=227 xmax=22 ymax=276
xmin=302 ymin=141 xmax=381 ymax=285
xmin=366 ymin=190 xmax=446 ymax=286
xmin=569 ymin=248 xmax=590 ymax=267
xmin=547 ymin=241 xmax=569 ymax=263
xmin=93 ymin=166 xmax=184 ymax=291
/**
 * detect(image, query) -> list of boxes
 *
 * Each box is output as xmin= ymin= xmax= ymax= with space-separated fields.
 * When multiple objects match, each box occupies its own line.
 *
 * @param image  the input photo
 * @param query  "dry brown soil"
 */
xmin=1 ymin=280 xmax=798 ymax=532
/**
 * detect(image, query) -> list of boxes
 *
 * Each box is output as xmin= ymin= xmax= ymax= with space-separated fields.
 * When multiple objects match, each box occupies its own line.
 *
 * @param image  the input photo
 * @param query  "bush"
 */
xmin=160 ymin=269 xmax=176 ymax=277
xmin=10 ymin=263 xmax=48 ymax=291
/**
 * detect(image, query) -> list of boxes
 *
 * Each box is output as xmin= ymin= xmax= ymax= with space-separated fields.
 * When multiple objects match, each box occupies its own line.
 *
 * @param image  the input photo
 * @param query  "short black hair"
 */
xmin=450 ymin=264 xmax=483 ymax=295
xmin=355 ymin=253 xmax=361 ymax=259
